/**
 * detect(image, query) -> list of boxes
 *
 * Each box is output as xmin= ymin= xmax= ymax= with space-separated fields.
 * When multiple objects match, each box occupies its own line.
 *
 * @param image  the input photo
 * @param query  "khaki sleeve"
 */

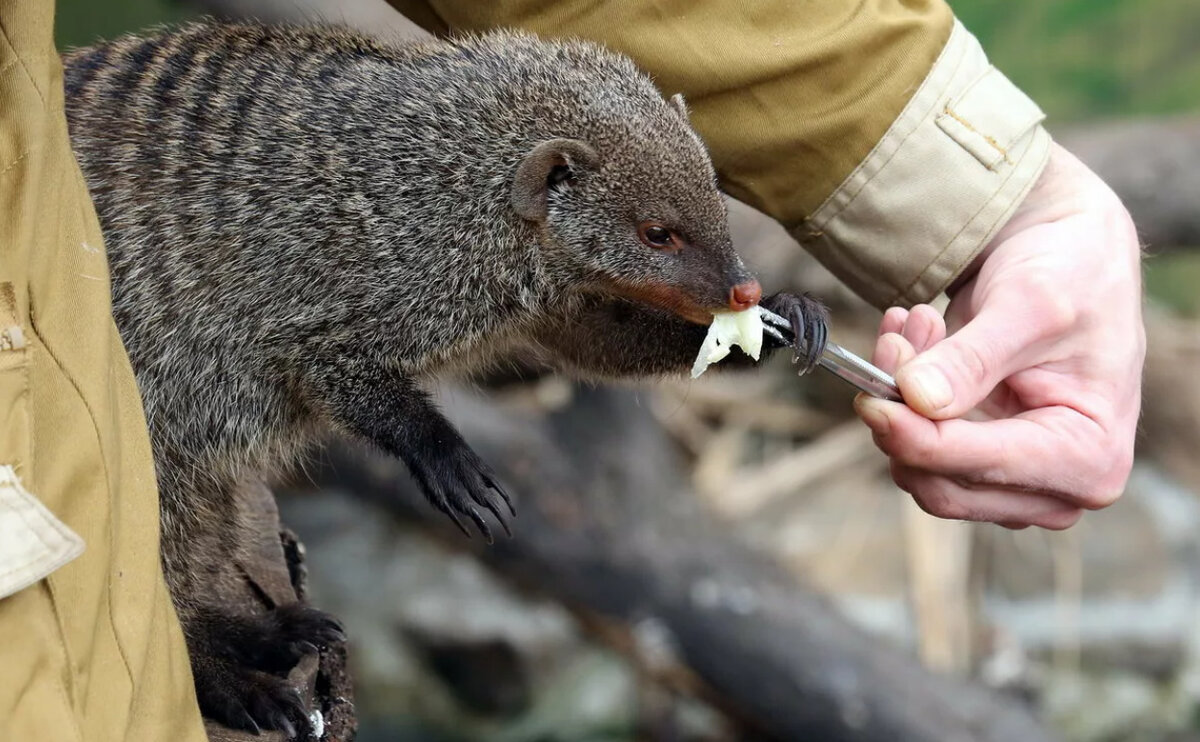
xmin=387 ymin=0 xmax=1050 ymax=309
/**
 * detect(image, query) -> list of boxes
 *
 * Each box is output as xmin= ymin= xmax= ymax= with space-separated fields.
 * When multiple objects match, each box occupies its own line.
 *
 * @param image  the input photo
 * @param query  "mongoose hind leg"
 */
xmin=303 ymin=356 xmax=515 ymax=540
xmin=187 ymin=604 xmax=345 ymax=737
xmin=158 ymin=477 xmax=345 ymax=736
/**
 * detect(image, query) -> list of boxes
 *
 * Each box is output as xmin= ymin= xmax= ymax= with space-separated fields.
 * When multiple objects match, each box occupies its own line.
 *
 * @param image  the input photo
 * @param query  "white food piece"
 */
xmin=690 ymin=308 xmax=765 ymax=378
xmin=309 ymin=709 xmax=325 ymax=739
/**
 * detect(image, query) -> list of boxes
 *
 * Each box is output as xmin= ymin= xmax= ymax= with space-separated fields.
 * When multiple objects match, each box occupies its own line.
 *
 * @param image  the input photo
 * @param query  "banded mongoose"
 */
xmin=62 ymin=20 xmax=827 ymax=737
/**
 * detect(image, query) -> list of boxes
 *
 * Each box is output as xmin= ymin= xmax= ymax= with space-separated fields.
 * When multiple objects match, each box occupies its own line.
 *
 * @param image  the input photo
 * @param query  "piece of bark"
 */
xmin=1057 ymin=116 xmax=1200 ymax=251
xmin=302 ymin=384 xmax=1059 ymax=742
xmin=203 ymin=482 xmax=357 ymax=742
xmin=1140 ymin=306 xmax=1200 ymax=492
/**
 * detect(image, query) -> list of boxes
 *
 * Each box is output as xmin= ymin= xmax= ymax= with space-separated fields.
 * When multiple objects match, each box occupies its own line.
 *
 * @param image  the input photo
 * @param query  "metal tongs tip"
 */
xmin=758 ymin=306 xmax=903 ymax=403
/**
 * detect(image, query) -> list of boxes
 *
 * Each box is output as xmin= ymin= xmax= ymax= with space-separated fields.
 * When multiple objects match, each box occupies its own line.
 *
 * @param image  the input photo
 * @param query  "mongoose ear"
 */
xmin=512 ymin=138 xmax=599 ymax=221
xmin=669 ymin=93 xmax=690 ymax=121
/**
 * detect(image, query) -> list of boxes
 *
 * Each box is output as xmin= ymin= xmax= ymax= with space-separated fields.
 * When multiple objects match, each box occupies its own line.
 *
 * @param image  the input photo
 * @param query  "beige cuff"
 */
xmin=0 ymin=465 xmax=84 ymax=599
xmin=795 ymin=19 xmax=1052 ymax=309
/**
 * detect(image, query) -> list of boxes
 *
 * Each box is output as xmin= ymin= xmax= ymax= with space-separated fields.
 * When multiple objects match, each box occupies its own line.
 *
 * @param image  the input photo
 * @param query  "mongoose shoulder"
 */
xmin=63 ymin=20 xmax=825 ymax=738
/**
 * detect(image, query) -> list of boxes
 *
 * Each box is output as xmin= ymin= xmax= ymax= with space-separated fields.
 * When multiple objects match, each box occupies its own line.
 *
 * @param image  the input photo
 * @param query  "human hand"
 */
xmin=853 ymin=143 xmax=1145 ymax=529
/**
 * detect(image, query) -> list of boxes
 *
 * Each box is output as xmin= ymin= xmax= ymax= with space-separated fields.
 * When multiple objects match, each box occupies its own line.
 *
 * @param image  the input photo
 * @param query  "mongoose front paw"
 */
xmin=192 ymin=653 xmax=311 ymax=739
xmin=409 ymin=441 xmax=515 ymax=543
xmin=761 ymin=292 xmax=828 ymax=373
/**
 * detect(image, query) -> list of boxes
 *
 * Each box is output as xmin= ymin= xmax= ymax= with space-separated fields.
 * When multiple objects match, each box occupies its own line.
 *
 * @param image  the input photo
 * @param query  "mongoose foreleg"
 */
xmin=302 ymin=355 xmax=515 ymax=540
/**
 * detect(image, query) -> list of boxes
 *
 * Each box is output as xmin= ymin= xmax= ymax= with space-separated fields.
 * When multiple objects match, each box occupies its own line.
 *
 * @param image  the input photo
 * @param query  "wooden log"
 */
xmin=1057 ymin=116 xmax=1200 ymax=251
xmin=205 ymin=483 xmax=356 ymax=742
xmin=298 ymin=384 xmax=1059 ymax=742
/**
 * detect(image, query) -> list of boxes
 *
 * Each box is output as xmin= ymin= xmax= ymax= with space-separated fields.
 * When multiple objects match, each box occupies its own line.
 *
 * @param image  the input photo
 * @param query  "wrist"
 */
xmin=945 ymin=143 xmax=1119 ymax=297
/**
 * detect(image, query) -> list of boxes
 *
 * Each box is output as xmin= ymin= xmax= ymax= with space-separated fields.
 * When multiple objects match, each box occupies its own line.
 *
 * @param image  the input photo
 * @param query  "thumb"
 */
xmin=895 ymin=302 xmax=1041 ymax=419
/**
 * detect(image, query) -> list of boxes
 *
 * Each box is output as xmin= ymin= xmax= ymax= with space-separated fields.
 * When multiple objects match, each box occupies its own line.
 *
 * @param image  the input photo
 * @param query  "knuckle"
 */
xmin=882 ymin=307 xmax=908 ymax=333
xmin=1076 ymin=486 xmax=1121 ymax=512
xmin=916 ymin=493 xmax=967 ymax=521
xmin=902 ymin=436 xmax=941 ymax=470
xmin=1042 ymin=295 xmax=1078 ymax=337
xmin=946 ymin=340 xmax=992 ymax=393
xmin=1109 ymin=442 xmax=1136 ymax=482
xmin=889 ymin=463 xmax=913 ymax=493
xmin=911 ymin=303 xmax=942 ymax=327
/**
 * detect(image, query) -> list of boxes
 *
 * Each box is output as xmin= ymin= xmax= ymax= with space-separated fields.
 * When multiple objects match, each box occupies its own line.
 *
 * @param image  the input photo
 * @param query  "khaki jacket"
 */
xmin=0 ymin=2 xmax=206 ymax=740
xmin=0 ymin=1 xmax=1047 ymax=740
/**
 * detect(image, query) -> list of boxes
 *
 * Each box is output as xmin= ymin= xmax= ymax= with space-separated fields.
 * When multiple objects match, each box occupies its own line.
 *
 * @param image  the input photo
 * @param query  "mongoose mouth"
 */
xmin=606 ymin=279 xmax=717 ymax=325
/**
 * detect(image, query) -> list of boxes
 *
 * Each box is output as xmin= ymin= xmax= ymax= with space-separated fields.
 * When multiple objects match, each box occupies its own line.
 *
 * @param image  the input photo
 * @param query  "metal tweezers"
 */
xmin=759 ymin=307 xmax=903 ymax=403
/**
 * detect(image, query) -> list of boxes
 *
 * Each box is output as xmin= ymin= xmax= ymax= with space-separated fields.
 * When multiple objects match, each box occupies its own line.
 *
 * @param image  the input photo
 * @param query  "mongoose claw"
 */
xmin=760 ymin=292 xmax=829 ymax=374
xmin=791 ymin=303 xmax=829 ymax=375
xmin=226 ymin=604 xmax=346 ymax=673
xmin=191 ymin=654 xmax=310 ymax=739
xmin=269 ymin=603 xmax=347 ymax=651
xmin=444 ymin=507 xmax=476 ymax=541
xmin=464 ymin=507 xmax=493 ymax=543
xmin=484 ymin=475 xmax=517 ymax=519
xmin=411 ymin=441 xmax=515 ymax=542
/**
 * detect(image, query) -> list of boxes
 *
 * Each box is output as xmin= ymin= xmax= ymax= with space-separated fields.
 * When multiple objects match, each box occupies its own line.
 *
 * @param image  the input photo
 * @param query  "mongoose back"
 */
xmin=63 ymin=20 xmax=825 ymax=738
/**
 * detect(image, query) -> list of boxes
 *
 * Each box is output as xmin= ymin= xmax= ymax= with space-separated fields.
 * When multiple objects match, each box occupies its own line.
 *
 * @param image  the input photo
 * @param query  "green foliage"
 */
xmin=1144 ymin=251 xmax=1200 ymax=317
xmin=956 ymin=0 xmax=1200 ymax=121
xmin=55 ymin=0 xmax=192 ymax=50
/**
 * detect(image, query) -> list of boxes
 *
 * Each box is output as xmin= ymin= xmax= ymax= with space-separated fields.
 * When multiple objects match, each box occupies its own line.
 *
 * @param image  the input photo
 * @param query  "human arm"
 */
xmin=855 ymin=143 xmax=1144 ymax=529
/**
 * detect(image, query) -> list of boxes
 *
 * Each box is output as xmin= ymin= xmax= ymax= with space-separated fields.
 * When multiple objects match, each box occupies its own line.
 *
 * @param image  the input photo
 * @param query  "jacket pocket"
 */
xmin=0 ymin=282 xmax=85 ymax=599
xmin=0 ymin=465 xmax=84 ymax=599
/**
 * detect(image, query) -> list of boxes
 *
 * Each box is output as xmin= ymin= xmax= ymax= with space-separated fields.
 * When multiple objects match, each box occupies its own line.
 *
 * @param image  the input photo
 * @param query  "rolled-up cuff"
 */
xmin=794 ymin=20 xmax=1052 ymax=309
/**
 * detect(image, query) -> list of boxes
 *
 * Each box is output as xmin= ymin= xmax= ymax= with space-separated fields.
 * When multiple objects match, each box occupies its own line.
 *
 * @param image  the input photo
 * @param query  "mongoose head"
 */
xmin=511 ymin=94 xmax=760 ymax=325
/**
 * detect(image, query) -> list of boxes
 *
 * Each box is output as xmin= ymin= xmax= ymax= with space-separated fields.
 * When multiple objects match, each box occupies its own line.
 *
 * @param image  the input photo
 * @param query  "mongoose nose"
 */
xmin=728 ymin=280 xmax=762 ymax=311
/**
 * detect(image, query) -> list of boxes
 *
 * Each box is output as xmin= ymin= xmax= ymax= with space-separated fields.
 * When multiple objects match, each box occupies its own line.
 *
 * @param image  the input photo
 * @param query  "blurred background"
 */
xmin=54 ymin=2 xmax=1200 ymax=741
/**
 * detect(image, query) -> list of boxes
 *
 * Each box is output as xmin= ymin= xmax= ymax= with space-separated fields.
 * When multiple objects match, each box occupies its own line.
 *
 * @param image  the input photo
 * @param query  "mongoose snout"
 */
xmin=729 ymin=279 xmax=763 ymax=312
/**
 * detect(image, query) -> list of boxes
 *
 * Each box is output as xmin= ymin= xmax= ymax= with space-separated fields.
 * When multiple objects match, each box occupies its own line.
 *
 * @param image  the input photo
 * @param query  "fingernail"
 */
xmin=906 ymin=365 xmax=953 ymax=411
xmin=854 ymin=395 xmax=890 ymax=435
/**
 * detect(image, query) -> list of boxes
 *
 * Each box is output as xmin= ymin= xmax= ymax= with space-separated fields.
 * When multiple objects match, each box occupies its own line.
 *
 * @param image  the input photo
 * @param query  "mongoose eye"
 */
xmin=638 ymin=223 xmax=680 ymax=250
